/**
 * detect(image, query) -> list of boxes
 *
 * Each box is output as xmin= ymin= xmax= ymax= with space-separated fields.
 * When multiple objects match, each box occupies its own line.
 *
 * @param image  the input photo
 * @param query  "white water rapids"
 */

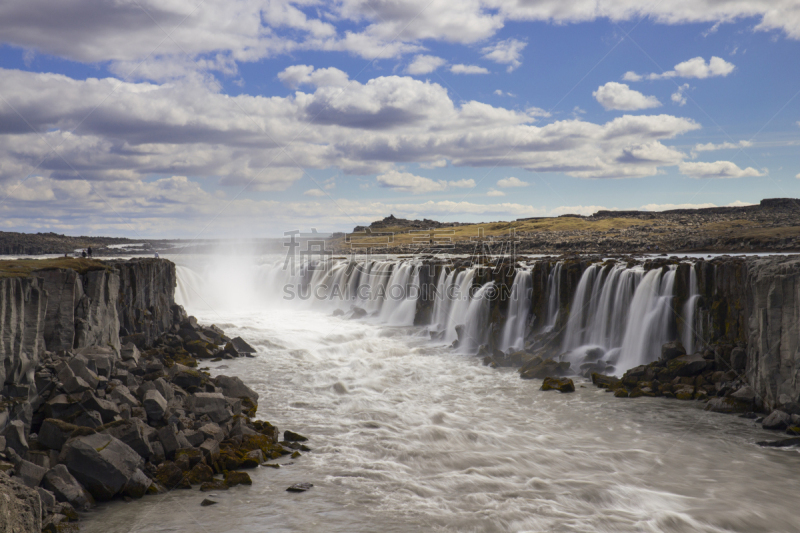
xmin=79 ymin=255 xmax=800 ymax=533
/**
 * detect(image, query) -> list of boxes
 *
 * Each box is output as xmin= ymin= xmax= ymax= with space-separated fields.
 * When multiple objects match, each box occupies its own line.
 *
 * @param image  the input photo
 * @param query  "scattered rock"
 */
xmin=660 ymin=340 xmax=686 ymax=362
xmin=42 ymin=464 xmax=95 ymax=511
xmin=540 ymin=377 xmax=575 ymax=393
xmin=60 ymin=433 xmax=144 ymax=501
xmin=762 ymin=410 xmax=791 ymax=431
xmin=286 ymin=482 xmax=313 ymax=492
xmin=223 ymin=471 xmax=252 ymax=487
xmin=520 ymin=358 xmax=570 ymax=380
xmin=201 ymin=498 xmax=217 ymax=507
xmin=283 ymin=430 xmax=308 ymax=442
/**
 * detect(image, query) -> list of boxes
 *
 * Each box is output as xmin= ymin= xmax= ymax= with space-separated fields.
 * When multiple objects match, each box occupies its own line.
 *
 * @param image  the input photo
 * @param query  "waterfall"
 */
xmin=562 ymin=262 xmax=678 ymax=375
xmin=615 ymin=266 xmax=677 ymax=371
xmin=440 ymin=268 xmax=479 ymax=344
xmin=458 ymin=281 xmax=494 ymax=353
xmin=499 ymin=269 xmax=532 ymax=352
xmin=544 ymin=262 xmax=562 ymax=331
xmin=681 ymin=264 xmax=701 ymax=354
xmin=175 ymin=256 xmax=687 ymax=364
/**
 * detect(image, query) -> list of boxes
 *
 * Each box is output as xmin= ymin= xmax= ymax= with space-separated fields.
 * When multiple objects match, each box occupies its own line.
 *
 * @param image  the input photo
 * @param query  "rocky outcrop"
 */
xmin=113 ymin=258 xmax=178 ymax=348
xmin=0 ymin=470 xmax=41 ymax=533
xmin=745 ymin=256 xmax=800 ymax=411
xmin=74 ymin=269 xmax=121 ymax=354
xmin=0 ymin=277 xmax=46 ymax=397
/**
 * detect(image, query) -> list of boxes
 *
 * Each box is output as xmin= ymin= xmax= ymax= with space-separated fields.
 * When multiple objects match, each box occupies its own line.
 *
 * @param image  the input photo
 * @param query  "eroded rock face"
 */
xmin=745 ymin=256 xmax=800 ymax=411
xmin=0 ymin=470 xmax=41 ymax=533
xmin=0 ymin=276 xmax=46 ymax=390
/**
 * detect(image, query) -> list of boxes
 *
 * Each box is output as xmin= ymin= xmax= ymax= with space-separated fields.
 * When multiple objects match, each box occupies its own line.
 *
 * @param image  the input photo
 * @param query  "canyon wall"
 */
xmin=0 ymin=259 xmax=179 ymax=402
xmin=413 ymin=255 xmax=800 ymax=410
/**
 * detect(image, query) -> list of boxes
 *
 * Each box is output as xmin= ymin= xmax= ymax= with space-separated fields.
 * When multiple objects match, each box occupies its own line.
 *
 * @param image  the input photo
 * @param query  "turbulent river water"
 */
xmin=80 ymin=255 xmax=800 ymax=533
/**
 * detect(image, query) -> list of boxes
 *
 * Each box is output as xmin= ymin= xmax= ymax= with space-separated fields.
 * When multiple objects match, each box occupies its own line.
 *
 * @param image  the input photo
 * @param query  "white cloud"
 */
xmin=0 ymin=66 xmax=708 ymax=235
xmin=593 ymin=82 xmax=662 ymax=111
xmin=449 ymin=179 xmax=476 ymax=188
xmin=497 ymin=176 xmax=528 ymax=188
xmin=726 ymin=200 xmax=755 ymax=206
xmin=278 ymin=65 xmax=350 ymax=89
xmin=450 ymin=64 xmax=490 ymax=74
xmin=671 ymin=83 xmax=690 ymax=106
xmin=482 ymin=38 xmax=526 ymax=71
xmin=303 ymin=189 xmax=326 ymax=196
xmin=487 ymin=189 xmax=506 ymax=196
xmin=796 ymin=173 xmax=800 ymax=179
xmin=693 ymin=140 xmax=752 ymax=152
xmin=407 ymin=55 xmax=447 ymax=75
xmin=679 ymin=161 xmax=766 ymax=178
xmin=376 ymin=170 xmax=447 ymax=194
xmin=0 ymin=2 xmax=798 ymax=87
xmin=626 ymin=56 xmax=735 ymax=81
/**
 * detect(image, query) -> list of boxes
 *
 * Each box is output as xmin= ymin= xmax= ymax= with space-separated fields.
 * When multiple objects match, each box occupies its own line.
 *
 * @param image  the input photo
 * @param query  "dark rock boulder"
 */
xmin=762 ymin=410 xmax=791 ymax=430
xmin=223 ymin=471 xmax=252 ymax=487
xmin=60 ymin=433 xmax=144 ymax=501
xmin=519 ymin=358 xmax=570 ymax=380
xmin=660 ymin=340 xmax=686 ymax=362
xmin=541 ymin=377 xmax=575 ymax=393
xmin=42 ymin=465 xmax=94 ymax=511
xmin=99 ymin=418 xmax=153 ymax=460
xmin=215 ymin=375 xmax=258 ymax=403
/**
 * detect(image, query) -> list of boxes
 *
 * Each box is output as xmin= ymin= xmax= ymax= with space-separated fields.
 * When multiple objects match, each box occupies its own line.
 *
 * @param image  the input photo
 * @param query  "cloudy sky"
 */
xmin=0 ymin=1 xmax=798 ymax=238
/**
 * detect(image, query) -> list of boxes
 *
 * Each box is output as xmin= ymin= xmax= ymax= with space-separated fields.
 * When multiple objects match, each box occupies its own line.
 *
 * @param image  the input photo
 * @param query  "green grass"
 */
xmin=0 ymin=258 xmax=110 ymax=279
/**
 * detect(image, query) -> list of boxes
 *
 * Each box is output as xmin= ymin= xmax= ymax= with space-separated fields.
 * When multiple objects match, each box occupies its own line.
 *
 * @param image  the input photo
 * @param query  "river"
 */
xmin=79 ymin=255 xmax=800 ymax=533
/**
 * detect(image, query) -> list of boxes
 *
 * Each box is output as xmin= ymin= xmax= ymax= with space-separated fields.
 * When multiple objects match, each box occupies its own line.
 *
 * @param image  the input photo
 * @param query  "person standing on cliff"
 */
xmin=87 ymin=247 xmax=93 ymax=258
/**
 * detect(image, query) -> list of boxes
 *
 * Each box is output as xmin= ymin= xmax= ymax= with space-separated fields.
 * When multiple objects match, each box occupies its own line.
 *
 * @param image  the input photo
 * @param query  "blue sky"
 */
xmin=0 ymin=1 xmax=798 ymax=237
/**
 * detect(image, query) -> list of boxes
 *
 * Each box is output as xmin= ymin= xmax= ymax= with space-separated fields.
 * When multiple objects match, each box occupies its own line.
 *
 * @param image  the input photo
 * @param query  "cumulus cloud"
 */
xmin=407 ymin=55 xmax=447 ymax=75
xmin=486 ymin=189 xmax=506 ymax=196
xmin=376 ymin=171 xmax=477 ymax=193
xmin=593 ymin=82 xmax=662 ymax=111
xmin=303 ymin=189 xmax=326 ymax=196
xmin=482 ymin=38 xmax=527 ymax=71
xmin=693 ymin=140 xmax=752 ymax=153
xmin=679 ymin=161 xmax=765 ymax=178
xmin=0 ymin=64 xmax=712 ymax=233
xmin=671 ymin=83 xmax=690 ymax=106
xmin=0 ymin=1 xmax=798 ymax=87
xmin=450 ymin=64 xmax=490 ymax=74
xmin=497 ymin=176 xmax=528 ymax=188
xmin=0 ymin=67 xmax=701 ymax=190
xmin=625 ymin=56 xmax=735 ymax=81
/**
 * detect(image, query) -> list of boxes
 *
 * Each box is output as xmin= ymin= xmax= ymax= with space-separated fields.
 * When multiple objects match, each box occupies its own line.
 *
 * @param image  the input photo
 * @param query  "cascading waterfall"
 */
xmin=615 ymin=266 xmax=677 ymax=371
xmin=177 ymin=256 xmax=686 ymax=368
xmin=681 ymin=264 xmax=701 ymax=355
xmin=458 ymin=281 xmax=495 ymax=353
xmin=562 ymin=262 xmax=679 ymax=374
xmin=499 ymin=269 xmax=532 ymax=351
xmin=544 ymin=262 xmax=562 ymax=331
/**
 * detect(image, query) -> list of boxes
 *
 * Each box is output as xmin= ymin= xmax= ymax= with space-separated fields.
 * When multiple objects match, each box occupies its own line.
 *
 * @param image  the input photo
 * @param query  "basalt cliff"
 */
xmin=0 ymin=258 xmax=305 ymax=532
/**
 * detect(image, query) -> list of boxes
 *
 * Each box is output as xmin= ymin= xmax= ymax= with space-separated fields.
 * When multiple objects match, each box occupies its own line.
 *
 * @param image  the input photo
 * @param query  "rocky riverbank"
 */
xmin=0 ymin=258 xmax=309 ymax=532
